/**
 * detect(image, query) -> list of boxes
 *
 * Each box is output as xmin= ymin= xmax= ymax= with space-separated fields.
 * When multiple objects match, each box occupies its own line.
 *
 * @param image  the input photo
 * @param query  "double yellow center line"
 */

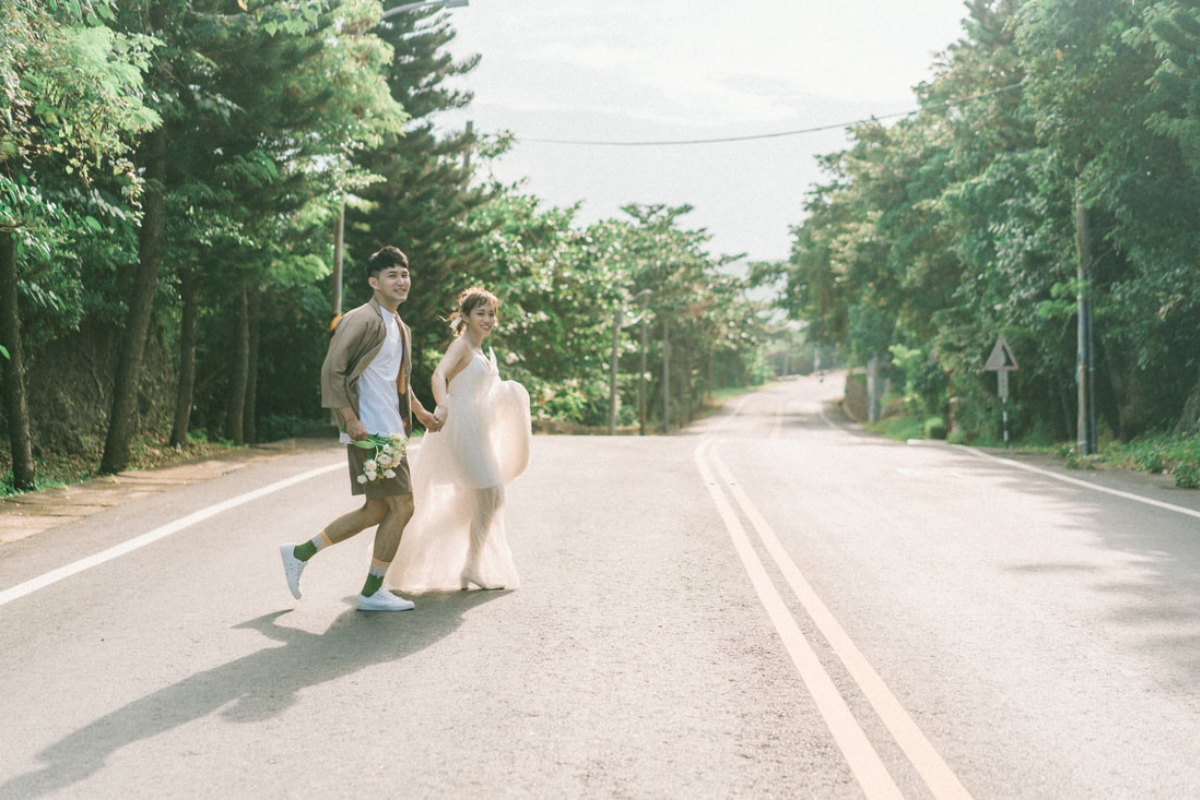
xmin=695 ymin=438 xmax=973 ymax=800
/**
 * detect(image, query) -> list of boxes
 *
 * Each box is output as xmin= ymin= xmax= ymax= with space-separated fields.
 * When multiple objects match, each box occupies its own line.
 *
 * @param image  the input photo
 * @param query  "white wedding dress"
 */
xmin=389 ymin=349 xmax=531 ymax=592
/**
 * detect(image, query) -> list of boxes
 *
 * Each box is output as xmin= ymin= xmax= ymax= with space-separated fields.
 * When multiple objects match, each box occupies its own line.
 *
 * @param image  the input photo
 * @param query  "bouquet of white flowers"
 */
xmin=351 ymin=432 xmax=407 ymax=484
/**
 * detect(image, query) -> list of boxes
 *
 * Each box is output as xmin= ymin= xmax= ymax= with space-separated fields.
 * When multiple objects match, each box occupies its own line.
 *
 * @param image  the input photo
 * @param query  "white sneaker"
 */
xmin=279 ymin=544 xmax=306 ymax=599
xmin=357 ymin=588 xmax=415 ymax=612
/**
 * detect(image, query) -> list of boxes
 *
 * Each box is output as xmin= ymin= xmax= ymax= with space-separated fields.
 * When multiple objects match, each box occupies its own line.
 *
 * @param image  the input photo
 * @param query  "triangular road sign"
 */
xmin=984 ymin=335 xmax=1019 ymax=371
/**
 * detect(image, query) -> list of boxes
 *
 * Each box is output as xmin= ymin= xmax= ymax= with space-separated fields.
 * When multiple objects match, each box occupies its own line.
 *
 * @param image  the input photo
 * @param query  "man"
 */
xmin=280 ymin=245 xmax=440 ymax=611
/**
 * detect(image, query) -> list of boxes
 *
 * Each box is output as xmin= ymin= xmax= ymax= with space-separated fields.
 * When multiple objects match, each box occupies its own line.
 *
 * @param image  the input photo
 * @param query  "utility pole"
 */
xmin=866 ymin=353 xmax=880 ymax=423
xmin=1087 ymin=276 xmax=1097 ymax=455
xmin=608 ymin=306 xmax=623 ymax=435
xmin=630 ymin=290 xmax=651 ymax=435
xmin=331 ymin=202 xmax=344 ymax=326
xmin=1075 ymin=184 xmax=1093 ymax=455
xmin=662 ymin=318 xmax=670 ymax=434
xmin=639 ymin=307 xmax=649 ymax=435
xmin=463 ymin=119 xmax=473 ymax=174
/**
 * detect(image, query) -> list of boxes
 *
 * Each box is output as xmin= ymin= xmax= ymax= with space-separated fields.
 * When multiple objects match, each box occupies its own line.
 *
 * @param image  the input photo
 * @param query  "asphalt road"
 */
xmin=3 ymin=372 xmax=1200 ymax=799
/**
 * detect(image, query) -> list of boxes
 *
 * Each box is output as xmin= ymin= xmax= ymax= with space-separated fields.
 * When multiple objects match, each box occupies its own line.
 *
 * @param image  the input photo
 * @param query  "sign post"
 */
xmin=984 ymin=335 xmax=1019 ymax=447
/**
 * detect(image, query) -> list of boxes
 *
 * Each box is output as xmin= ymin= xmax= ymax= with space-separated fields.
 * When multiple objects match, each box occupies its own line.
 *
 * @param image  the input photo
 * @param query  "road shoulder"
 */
xmin=0 ymin=438 xmax=340 ymax=546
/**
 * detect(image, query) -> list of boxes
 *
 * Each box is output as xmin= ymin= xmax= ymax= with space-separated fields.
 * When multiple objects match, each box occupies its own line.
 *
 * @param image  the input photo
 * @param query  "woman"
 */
xmin=388 ymin=287 xmax=531 ymax=592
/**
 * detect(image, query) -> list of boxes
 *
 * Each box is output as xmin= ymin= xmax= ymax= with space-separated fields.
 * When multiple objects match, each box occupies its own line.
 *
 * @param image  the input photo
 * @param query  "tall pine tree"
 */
xmin=347 ymin=3 xmax=496 ymax=386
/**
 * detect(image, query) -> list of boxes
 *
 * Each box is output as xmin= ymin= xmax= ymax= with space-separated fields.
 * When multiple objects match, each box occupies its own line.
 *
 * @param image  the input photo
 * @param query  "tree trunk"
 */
xmin=169 ymin=264 xmax=199 ymax=449
xmin=226 ymin=282 xmax=250 ymax=446
xmin=0 ymin=230 xmax=37 ymax=491
xmin=244 ymin=286 xmax=260 ymax=444
xmin=101 ymin=128 xmax=166 ymax=474
xmin=867 ymin=353 xmax=881 ymax=423
xmin=1103 ymin=342 xmax=1146 ymax=442
xmin=1057 ymin=370 xmax=1076 ymax=443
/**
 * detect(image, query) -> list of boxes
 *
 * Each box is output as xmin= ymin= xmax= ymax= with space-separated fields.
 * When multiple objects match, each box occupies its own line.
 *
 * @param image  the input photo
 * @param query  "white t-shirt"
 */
xmin=340 ymin=306 xmax=405 ymax=443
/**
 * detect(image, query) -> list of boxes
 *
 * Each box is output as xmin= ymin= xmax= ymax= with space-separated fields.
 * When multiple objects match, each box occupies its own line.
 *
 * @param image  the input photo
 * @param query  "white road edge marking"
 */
xmin=709 ymin=445 xmax=974 ymax=800
xmin=695 ymin=439 xmax=905 ymax=800
xmin=961 ymin=447 xmax=1200 ymax=521
xmin=0 ymin=461 xmax=344 ymax=609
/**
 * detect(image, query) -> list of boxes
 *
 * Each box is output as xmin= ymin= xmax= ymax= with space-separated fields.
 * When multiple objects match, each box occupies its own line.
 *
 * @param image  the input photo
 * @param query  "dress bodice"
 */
xmin=447 ymin=349 xmax=496 ymax=403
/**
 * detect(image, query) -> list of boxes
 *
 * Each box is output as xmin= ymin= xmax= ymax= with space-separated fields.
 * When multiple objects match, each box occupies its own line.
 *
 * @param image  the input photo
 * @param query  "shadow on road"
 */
xmin=0 ymin=590 xmax=504 ymax=798
xmin=968 ymin=455 xmax=1200 ymax=683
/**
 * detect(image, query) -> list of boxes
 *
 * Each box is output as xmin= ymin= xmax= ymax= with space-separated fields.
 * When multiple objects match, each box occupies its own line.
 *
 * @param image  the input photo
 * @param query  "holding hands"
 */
xmin=417 ymin=405 xmax=444 ymax=433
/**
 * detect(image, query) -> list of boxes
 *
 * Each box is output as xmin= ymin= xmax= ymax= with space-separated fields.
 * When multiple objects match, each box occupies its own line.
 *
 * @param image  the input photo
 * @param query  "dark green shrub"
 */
xmin=1174 ymin=463 xmax=1200 ymax=489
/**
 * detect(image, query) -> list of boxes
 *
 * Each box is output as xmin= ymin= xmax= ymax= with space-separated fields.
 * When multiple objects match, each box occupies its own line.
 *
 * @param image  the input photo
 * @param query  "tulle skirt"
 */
xmin=388 ymin=378 xmax=531 ymax=592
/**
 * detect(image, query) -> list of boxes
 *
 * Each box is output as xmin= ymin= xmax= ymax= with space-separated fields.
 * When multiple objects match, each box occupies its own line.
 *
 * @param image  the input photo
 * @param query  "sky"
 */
xmin=435 ymin=0 xmax=971 ymax=265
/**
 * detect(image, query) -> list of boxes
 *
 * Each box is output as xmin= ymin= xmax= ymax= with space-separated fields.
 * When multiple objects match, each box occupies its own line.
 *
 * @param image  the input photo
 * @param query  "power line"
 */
xmin=519 ymin=81 xmax=1025 ymax=147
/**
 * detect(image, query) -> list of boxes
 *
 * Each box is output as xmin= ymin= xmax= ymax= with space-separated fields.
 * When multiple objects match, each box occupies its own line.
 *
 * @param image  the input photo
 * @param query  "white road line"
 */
xmin=962 ymin=447 xmax=1200 ymax=521
xmin=0 ymin=461 xmax=343 ymax=609
xmin=709 ymin=446 xmax=974 ymax=800
xmin=695 ymin=440 xmax=905 ymax=800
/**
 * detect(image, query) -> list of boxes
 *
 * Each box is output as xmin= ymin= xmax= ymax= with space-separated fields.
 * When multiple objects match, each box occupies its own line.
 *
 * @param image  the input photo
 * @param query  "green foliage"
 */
xmin=1091 ymin=431 xmax=1200 ymax=489
xmin=889 ymin=342 xmax=948 ymax=418
xmin=1064 ymin=447 xmax=1100 ymax=470
xmin=1 ymin=2 xmax=158 ymax=202
xmin=255 ymin=413 xmax=320 ymax=442
xmin=1 ymin=0 xmax=771 ymax=471
xmin=777 ymin=0 xmax=1200 ymax=445
xmin=457 ymin=196 xmax=765 ymax=428
xmin=1175 ymin=462 xmax=1200 ymax=489
xmin=866 ymin=415 xmax=924 ymax=443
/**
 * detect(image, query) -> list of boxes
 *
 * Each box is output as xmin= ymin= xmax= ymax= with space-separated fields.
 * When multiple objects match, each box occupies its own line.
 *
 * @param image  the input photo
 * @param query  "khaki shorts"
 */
xmin=346 ymin=443 xmax=412 ymax=499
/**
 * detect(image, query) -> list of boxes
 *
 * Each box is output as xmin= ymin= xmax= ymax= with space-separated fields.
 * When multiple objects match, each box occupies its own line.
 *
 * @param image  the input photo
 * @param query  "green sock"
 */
xmin=294 ymin=530 xmax=332 ymax=562
xmin=361 ymin=559 xmax=389 ymax=597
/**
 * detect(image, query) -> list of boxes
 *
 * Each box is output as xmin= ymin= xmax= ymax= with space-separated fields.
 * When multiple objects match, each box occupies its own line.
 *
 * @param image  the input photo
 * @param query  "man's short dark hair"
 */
xmin=367 ymin=246 xmax=409 ymax=280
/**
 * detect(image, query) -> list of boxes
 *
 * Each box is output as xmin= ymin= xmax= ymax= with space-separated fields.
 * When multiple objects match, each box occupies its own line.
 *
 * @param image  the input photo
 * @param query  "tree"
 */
xmin=1 ymin=0 xmax=157 ymax=488
xmin=346 ymin=1 xmax=493 ymax=390
xmin=0 ymin=233 xmax=33 ymax=490
xmin=1137 ymin=0 xmax=1200 ymax=433
xmin=100 ymin=0 xmax=406 ymax=464
xmin=464 ymin=193 xmax=765 ymax=429
xmin=777 ymin=0 xmax=1200 ymax=443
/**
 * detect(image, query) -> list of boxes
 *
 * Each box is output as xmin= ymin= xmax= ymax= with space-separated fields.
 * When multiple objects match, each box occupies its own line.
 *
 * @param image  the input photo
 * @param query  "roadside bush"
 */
xmin=889 ymin=343 xmax=948 ymax=419
xmin=1174 ymin=463 xmax=1200 ymax=489
xmin=257 ymin=414 xmax=316 ymax=443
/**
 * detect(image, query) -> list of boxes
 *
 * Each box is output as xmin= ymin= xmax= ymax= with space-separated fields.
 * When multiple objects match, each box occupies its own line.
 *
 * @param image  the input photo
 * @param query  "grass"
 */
xmin=867 ymin=410 xmax=1200 ymax=489
xmin=708 ymin=382 xmax=779 ymax=404
xmin=1089 ymin=432 xmax=1200 ymax=488
xmin=9 ymin=394 xmax=1197 ymax=494
xmin=527 ymin=382 xmax=783 ymax=436
xmin=867 ymin=415 xmax=924 ymax=442
xmin=1 ymin=435 xmax=237 ymax=498
xmin=691 ymin=381 xmax=782 ymax=422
